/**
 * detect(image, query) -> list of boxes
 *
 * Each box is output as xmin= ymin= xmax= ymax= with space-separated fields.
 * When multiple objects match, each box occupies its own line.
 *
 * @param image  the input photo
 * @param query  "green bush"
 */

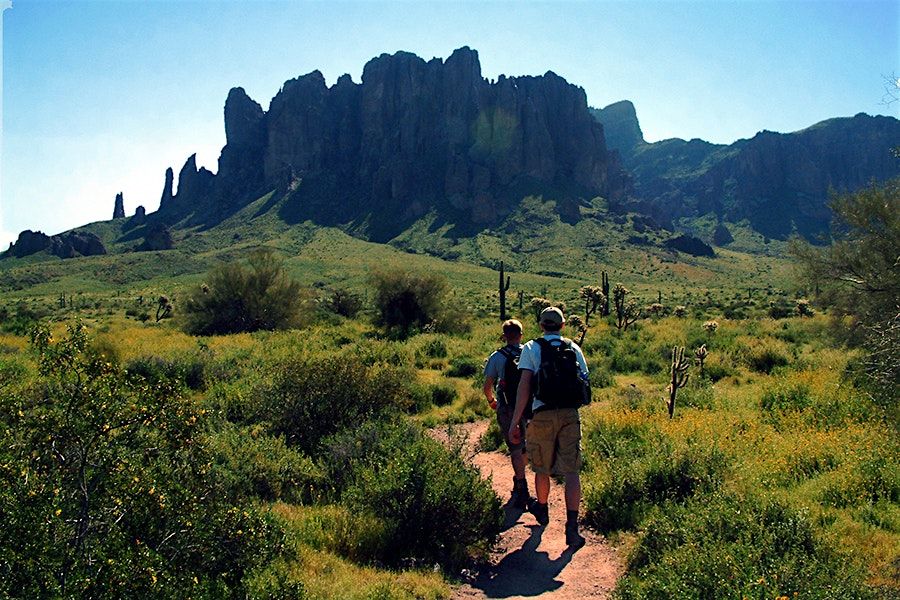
xmin=208 ymin=425 xmax=322 ymax=503
xmin=742 ymin=337 xmax=792 ymax=373
xmin=333 ymin=420 xmax=502 ymax=570
xmin=0 ymin=322 xmax=285 ymax=598
xmin=429 ymin=382 xmax=457 ymax=406
xmin=616 ymin=493 xmax=872 ymax=599
xmin=369 ymin=269 xmax=465 ymax=337
xmin=325 ymin=288 xmax=363 ymax=318
xmin=125 ymin=352 xmax=211 ymax=391
xmin=249 ymin=354 xmax=419 ymax=455
xmin=760 ymin=380 xmax=812 ymax=413
xmin=584 ymin=430 xmax=727 ymax=532
xmin=446 ymin=355 xmax=480 ymax=377
xmin=182 ymin=249 xmax=311 ymax=335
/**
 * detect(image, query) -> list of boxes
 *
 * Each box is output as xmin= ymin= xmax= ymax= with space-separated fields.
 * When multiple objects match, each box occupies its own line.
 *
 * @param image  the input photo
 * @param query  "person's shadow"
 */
xmin=470 ymin=525 xmax=577 ymax=598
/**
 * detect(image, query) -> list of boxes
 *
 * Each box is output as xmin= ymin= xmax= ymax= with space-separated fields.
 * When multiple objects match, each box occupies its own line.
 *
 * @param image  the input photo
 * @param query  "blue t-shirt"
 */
xmin=518 ymin=333 xmax=589 ymax=412
xmin=484 ymin=344 xmax=524 ymax=387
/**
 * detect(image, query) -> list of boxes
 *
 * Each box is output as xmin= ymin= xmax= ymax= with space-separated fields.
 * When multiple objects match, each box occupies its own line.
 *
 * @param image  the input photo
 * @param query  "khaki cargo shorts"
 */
xmin=526 ymin=408 xmax=582 ymax=475
xmin=497 ymin=402 xmax=527 ymax=453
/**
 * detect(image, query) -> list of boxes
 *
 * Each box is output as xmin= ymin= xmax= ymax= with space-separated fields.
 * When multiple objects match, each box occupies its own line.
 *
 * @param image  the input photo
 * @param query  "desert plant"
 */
xmin=326 ymin=288 xmax=363 ymax=318
xmin=674 ymin=305 xmax=687 ymax=318
xmin=647 ymin=302 xmax=664 ymax=317
xmin=568 ymin=314 xmax=588 ymax=345
xmin=155 ymin=295 xmax=172 ymax=322
xmin=665 ymin=346 xmax=691 ymax=418
xmin=613 ymin=284 xmax=641 ymax=331
xmin=694 ymin=344 xmax=708 ymax=378
xmin=702 ymin=320 xmax=719 ymax=333
xmin=498 ymin=261 xmax=510 ymax=321
xmin=529 ymin=297 xmax=567 ymax=323
xmin=580 ymin=285 xmax=606 ymax=326
xmin=370 ymin=269 xmax=454 ymax=336
xmin=182 ymin=249 xmax=307 ymax=335
xmin=600 ymin=270 xmax=611 ymax=316
xmin=795 ymin=298 xmax=814 ymax=317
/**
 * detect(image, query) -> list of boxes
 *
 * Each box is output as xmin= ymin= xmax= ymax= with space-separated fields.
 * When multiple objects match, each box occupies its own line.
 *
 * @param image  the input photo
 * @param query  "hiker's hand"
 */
xmin=489 ymin=399 xmax=497 ymax=410
xmin=509 ymin=422 xmax=521 ymax=445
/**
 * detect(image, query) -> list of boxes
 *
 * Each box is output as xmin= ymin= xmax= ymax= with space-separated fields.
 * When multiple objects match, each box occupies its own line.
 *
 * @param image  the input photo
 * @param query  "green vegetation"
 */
xmin=0 ymin=180 xmax=897 ymax=597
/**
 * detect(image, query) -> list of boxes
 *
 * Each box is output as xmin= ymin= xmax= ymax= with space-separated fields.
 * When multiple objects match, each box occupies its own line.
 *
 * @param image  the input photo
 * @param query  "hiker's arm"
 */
xmin=483 ymin=377 xmax=497 ymax=410
xmin=509 ymin=370 xmax=533 ymax=444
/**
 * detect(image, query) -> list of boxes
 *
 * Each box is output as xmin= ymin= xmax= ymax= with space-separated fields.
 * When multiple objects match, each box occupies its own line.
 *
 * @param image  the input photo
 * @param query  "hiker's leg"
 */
xmin=534 ymin=472 xmax=551 ymax=504
xmin=563 ymin=472 xmax=581 ymax=511
xmin=511 ymin=448 xmax=527 ymax=479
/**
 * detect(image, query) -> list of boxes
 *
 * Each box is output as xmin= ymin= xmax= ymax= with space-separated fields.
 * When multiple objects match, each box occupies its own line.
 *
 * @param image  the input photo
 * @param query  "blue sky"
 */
xmin=1 ymin=0 xmax=897 ymax=246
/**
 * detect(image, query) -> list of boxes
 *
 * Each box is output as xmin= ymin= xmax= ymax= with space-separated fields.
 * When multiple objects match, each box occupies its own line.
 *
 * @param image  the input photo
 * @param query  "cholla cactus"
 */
xmin=702 ymin=320 xmax=719 ymax=333
xmin=613 ymin=284 xmax=641 ymax=331
xmin=580 ymin=285 xmax=606 ymax=326
xmin=694 ymin=344 xmax=708 ymax=378
xmin=156 ymin=295 xmax=173 ymax=322
xmin=674 ymin=305 xmax=687 ymax=318
xmin=795 ymin=298 xmax=813 ymax=317
xmin=567 ymin=314 xmax=588 ymax=345
xmin=666 ymin=346 xmax=690 ymax=418
xmin=648 ymin=303 xmax=664 ymax=317
xmin=530 ymin=297 xmax=553 ymax=322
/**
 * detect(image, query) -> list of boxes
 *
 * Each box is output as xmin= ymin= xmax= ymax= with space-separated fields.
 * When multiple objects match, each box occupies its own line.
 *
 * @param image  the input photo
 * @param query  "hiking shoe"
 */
xmin=565 ymin=521 xmax=586 ymax=549
xmin=530 ymin=502 xmax=549 ymax=526
xmin=511 ymin=480 xmax=531 ymax=510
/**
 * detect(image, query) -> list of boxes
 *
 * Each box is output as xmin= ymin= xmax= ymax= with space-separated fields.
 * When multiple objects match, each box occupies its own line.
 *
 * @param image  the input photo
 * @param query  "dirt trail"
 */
xmin=432 ymin=420 xmax=623 ymax=600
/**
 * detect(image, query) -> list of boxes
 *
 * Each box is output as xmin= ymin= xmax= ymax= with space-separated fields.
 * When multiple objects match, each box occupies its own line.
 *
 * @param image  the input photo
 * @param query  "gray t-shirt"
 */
xmin=518 ymin=333 xmax=589 ymax=412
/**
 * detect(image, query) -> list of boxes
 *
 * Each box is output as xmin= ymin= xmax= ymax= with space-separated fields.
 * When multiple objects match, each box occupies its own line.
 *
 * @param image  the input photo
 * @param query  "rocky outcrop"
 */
xmin=664 ymin=234 xmax=715 ymax=257
xmin=595 ymin=105 xmax=900 ymax=239
xmin=159 ymin=168 xmax=174 ymax=209
xmin=137 ymin=223 xmax=174 ymax=251
xmin=591 ymin=101 xmax=645 ymax=157
xmin=6 ymin=230 xmax=107 ymax=259
xmin=713 ymin=222 xmax=734 ymax=246
xmin=156 ymin=47 xmax=628 ymax=241
xmin=113 ymin=192 xmax=125 ymax=219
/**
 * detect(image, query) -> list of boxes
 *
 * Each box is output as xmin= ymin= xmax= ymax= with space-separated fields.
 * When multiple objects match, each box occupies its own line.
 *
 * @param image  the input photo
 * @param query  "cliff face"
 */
xmin=595 ymin=103 xmax=900 ymax=239
xmin=158 ymin=47 xmax=627 ymax=240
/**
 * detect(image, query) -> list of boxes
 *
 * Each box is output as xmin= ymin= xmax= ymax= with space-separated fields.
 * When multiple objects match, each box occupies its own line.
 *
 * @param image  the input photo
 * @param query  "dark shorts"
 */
xmin=496 ymin=402 xmax=527 ymax=453
xmin=526 ymin=408 xmax=582 ymax=475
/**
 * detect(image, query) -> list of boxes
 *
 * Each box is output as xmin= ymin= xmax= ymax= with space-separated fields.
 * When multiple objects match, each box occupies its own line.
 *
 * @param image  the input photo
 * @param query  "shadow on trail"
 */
xmin=470 ymin=525 xmax=579 ymax=598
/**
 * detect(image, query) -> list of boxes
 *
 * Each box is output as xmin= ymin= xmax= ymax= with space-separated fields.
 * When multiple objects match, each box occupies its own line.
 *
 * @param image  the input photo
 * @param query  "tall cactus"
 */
xmin=694 ymin=344 xmax=708 ymax=378
xmin=666 ymin=346 xmax=690 ymax=418
xmin=601 ymin=271 xmax=610 ymax=316
xmin=517 ymin=290 xmax=525 ymax=311
xmin=499 ymin=261 xmax=511 ymax=321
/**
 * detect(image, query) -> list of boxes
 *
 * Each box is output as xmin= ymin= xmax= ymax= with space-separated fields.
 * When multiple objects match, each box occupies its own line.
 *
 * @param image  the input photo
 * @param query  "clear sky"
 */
xmin=1 ymin=0 xmax=897 ymax=246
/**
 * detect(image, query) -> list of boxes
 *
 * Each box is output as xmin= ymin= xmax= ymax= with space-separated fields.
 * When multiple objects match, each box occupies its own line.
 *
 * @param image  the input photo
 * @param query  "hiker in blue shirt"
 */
xmin=509 ymin=306 xmax=589 ymax=548
xmin=483 ymin=318 xmax=533 ymax=510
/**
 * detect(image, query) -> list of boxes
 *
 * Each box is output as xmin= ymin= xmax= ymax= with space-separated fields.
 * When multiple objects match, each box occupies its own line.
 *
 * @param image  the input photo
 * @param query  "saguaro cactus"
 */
xmin=694 ymin=344 xmax=708 ymax=378
xmin=499 ymin=261 xmax=511 ymax=321
xmin=601 ymin=271 xmax=611 ymax=316
xmin=517 ymin=290 xmax=525 ymax=311
xmin=666 ymin=345 xmax=690 ymax=418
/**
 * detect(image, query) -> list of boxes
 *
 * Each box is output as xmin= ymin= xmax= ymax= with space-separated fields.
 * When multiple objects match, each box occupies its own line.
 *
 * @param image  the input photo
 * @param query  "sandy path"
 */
xmin=432 ymin=420 xmax=623 ymax=600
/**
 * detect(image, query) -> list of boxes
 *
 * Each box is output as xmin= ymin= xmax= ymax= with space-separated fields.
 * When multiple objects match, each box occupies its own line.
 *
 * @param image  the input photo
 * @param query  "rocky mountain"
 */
xmin=594 ymin=101 xmax=899 ymax=239
xmin=6 ymin=230 xmax=106 ymax=259
xmin=156 ymin=47 xmax=629 ymax=242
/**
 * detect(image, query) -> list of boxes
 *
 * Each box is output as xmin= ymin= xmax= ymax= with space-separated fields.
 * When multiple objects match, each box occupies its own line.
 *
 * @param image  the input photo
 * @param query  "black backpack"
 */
xmin=534 ymin=338 xmax=591 ymax=410
xmin=499 ymin=346 xmax=532 ymax=419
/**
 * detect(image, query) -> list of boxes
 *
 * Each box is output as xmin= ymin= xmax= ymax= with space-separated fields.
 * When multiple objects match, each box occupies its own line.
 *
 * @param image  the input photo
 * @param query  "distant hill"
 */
xmin=593 ymin=101 xmax=899 ymax=239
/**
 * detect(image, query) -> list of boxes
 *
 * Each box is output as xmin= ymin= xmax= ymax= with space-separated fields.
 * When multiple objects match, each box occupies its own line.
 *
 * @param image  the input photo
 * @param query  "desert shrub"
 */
xmin=249 ymin=354 xmax=419 ymax=455
xmin=182 ymin=249 xmax=310 ymax=335
xmin=418 ymin=337 xmax=448 ymax=359
xmin=270 ymin=503 xmax=388 ymax=566
xmin=677 ymin=379 xmax=716 ymax=410
xmin=334 ymin=420 xmax=502 ymax=570
xmin=125 ymin=352 xmax=212 ymax=391
xmin=0 ymin=302 xmax=48 ymax=335
xmin=325 ymin=288 xmax=363 ymax=318
xmin=429 ymin=382 xmax=457 ymax=406
xmin=741 ymin=337 xmax=792 ymax=373
xmin=584 ymin=422 xmax=727 ymax=532
xmin=768 ymin=297 xmax=795 ymax=319
xmin=760 ymin=379 xmax=813 ymax=413
xmin=207 ymin=425 xmax=322 ymax=503
xmin=479 ymin=418 xmax=504 ymax=452
xmin=370 ymin=269 xmax=462 ymax=337
xmin=446 ymin=355 xmax=480 ymax=377
xmin=821 ymin=455 xmax=900 ymax=509
xmin=616 ymin=493 xmax=872 ymax=599
xmin=0 ymin=321 xmax=285 ymax=598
